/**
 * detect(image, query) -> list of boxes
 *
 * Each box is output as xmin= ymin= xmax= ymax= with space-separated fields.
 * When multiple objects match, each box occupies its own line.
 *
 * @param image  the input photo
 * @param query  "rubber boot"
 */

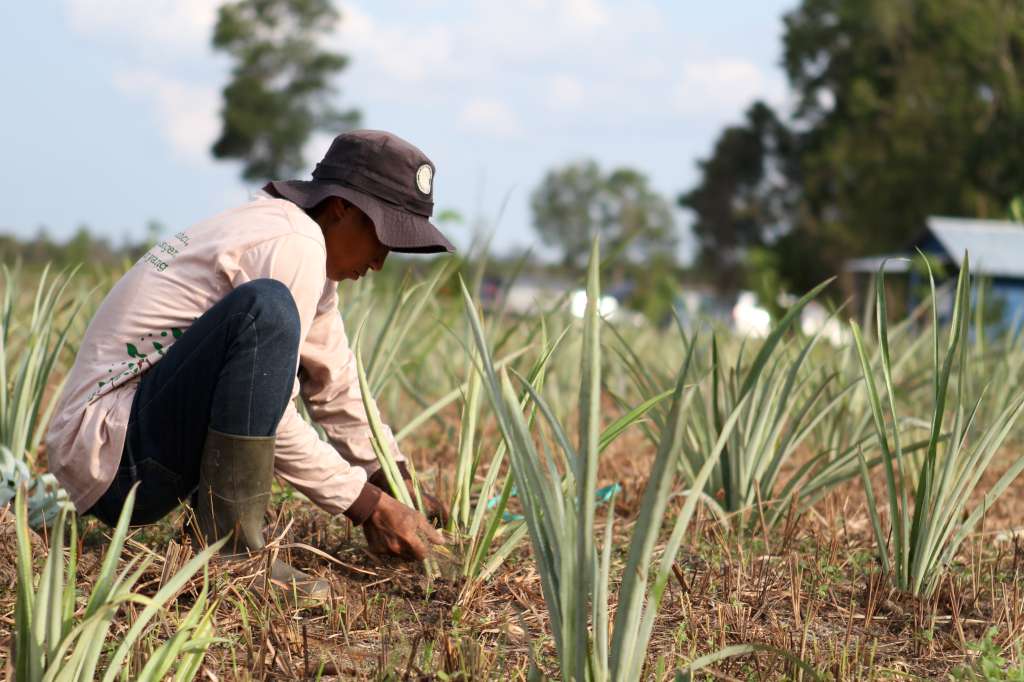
xmin=194 ymin=428 xmax=331 ymax=605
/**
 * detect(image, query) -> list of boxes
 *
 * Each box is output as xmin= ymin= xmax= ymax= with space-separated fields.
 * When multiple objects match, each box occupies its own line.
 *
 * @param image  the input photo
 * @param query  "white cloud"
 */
xmin=113 ymin=69 xmax=220 ymax=164
xmin=547 ymin=75 xmax=585 ymax=111
xmin=457 ymin=98 xmax=522 ymax=138
xmin=337 ymin=0 xmax=645 ymax=97
xmin=338 ymin=4 xmax=457 ymax=85
xmin=564 ymin=0 xmax=609 ymax=29
xmin=62 ymin=0 xmax=783 ymax=133
xmin=330 ymin=2 xmax=787 ymax=135
xmin=672 ymin=58 xmax=786 ymax=118
xmin=66 ymin=0 xmax=219 ymax=55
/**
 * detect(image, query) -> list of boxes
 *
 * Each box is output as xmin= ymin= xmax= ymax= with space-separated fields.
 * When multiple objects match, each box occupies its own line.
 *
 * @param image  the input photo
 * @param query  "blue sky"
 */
xmin=0 ymin=1 xmax=795 ymax=261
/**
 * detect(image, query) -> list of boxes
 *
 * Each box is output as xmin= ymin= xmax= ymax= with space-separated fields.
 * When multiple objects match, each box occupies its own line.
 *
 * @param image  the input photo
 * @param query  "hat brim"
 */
xmin=266 ymin=179 xmax=455 ymax=254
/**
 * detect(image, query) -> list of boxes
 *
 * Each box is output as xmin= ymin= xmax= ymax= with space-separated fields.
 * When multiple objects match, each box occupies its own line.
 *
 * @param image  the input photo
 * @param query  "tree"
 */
xmin=785 ymin=0 xmax=1024 ymax=268
xmin=678 ymin=102 xmax=797 ymax=292
xmin=531 ymin=160 xmax=677 ymax=270
xmin=211 ymin=0 xmax=360 ymax=181
xmin=683 ymin=0 xmax=1024 ymax=295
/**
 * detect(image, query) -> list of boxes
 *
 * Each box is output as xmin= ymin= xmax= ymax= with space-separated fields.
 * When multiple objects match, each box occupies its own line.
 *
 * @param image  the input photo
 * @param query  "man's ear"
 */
xmin=331 ymin=197 xmax=347 ymax=217
xmin=335 ymin=198 xmax=358 ymax=221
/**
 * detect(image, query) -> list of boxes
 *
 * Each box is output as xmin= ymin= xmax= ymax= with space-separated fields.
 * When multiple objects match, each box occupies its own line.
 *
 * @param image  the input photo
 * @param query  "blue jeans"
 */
xmin=87 ymin=279 xmax=302 ymax=526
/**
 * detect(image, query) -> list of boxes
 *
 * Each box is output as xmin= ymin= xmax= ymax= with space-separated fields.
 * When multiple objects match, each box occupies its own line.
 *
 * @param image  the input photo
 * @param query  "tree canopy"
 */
xmin=682 ymin=0 xmax=1024 ymax=294
xmin=678 ymin=102 xmax=797 ymax=291
xmin=531 ymin=160 xmax=677 ymax=270
xmin=211 ymin=0 xmax=360 ymax=181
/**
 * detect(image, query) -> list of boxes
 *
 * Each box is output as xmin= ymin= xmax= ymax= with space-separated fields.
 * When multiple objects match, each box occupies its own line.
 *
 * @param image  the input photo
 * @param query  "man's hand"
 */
xmin=363 ymin=494 xmax=445 ymax=561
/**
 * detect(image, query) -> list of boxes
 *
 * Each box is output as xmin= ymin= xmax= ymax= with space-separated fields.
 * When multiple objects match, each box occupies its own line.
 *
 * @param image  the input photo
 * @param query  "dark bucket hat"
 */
xmin=265 ymin=130 xmax=455 ymax=254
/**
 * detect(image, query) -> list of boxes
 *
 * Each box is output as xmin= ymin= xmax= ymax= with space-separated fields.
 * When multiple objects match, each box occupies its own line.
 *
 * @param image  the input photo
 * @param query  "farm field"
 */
xmin=5 ymin=248 xmax=1024 ymax=680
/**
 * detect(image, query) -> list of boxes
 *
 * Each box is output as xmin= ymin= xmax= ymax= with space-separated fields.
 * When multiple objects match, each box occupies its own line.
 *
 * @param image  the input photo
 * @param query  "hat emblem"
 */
xmin=416 ymin=164 xmax=433 ymax=195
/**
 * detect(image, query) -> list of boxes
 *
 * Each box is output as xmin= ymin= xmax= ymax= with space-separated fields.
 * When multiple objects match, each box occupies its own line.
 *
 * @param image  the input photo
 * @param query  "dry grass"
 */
xmin=4 ymin=421 xmax=1024 ymax=680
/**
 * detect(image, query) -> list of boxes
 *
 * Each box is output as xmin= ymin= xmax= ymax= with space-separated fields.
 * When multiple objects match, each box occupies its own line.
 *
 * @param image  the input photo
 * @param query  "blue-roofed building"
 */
xmin=846 ymin=216 xmax=1024 ymax=333
xmin=918 ymin=216 xmax=1024 ymax=279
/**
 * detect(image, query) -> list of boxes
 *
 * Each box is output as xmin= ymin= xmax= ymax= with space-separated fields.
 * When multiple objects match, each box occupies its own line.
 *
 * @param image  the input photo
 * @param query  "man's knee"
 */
xmin=232 ymin=279 xmax=301 ymax=341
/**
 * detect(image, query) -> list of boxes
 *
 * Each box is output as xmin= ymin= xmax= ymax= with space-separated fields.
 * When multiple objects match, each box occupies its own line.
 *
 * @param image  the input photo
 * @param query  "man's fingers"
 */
xmin=419 ymin=518 xmax=445 ymax=545
xmin=405 ymin=535 xmax=428 ymax=561
xmin=363 ymin=499 xmax=445 ymax=562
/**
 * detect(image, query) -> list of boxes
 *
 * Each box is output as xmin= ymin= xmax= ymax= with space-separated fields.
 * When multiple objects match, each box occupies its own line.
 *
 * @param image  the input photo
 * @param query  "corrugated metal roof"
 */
xmin=927 ymin=216 xmax=1024 ymax=278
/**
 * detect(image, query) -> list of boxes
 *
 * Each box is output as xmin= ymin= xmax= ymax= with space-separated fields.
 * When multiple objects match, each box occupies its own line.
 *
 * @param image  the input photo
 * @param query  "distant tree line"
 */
xmin=529 ymin=159 xmax=685 ymax=323
xmin=0 ymin=223 xmax=162 ymax=272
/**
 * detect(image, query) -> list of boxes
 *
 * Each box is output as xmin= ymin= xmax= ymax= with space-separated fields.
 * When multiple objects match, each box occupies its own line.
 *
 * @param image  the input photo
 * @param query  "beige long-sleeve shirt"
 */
xmin=45 ymin=193 xmax=403 ymax=518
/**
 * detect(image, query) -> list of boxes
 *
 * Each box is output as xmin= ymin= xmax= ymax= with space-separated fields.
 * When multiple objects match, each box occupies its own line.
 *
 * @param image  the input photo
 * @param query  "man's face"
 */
xmin=320 ymin=199 xmax=390 ymax=281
